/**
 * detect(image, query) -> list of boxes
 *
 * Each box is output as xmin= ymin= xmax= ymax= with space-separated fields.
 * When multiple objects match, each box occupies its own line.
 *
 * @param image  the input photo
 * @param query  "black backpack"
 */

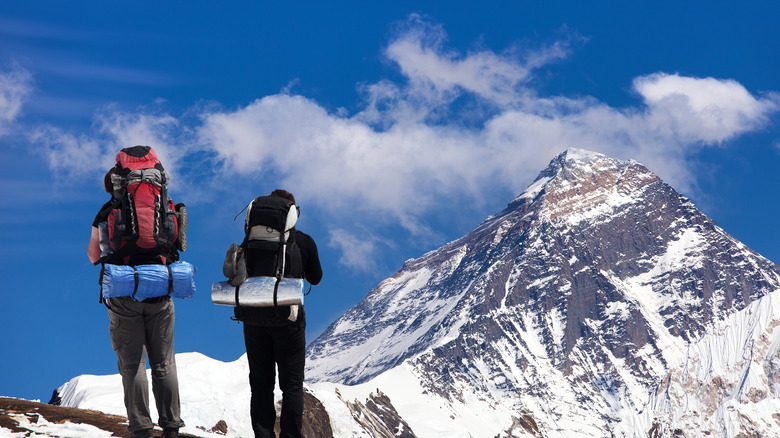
xmin=242 ymin=195 xmax=303 ymax=279
xmin=233 ymin=195 xmax=303 ymax=324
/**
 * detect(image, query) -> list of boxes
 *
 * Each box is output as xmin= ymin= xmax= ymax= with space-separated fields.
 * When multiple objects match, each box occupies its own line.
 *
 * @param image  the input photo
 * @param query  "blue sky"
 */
xmin=1 ymin=1 xmax=779 ymax=402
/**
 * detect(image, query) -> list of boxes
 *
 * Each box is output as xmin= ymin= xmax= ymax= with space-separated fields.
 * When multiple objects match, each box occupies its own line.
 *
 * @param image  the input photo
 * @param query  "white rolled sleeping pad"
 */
xmin=211 ymin=276 xmax=304 ymax=307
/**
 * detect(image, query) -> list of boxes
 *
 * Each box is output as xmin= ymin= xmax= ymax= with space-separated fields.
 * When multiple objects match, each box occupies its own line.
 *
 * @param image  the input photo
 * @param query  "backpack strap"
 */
xmin=272 ymin=227 xmax=287 ymax=317
xmin=157 ymin=172 xmax=176 ymax=248
xmin=166 ymin=264 xmax=174 ymax=296
xmin=131 ymin=266 xmax=140 ymax=299
xmin=111 ymin=189 xmax=132 ymax=257
xmin=234 ymin=238 xmax=246 ymax=309
xmin=98 ymin=263 xmax=106 ymax=304
xmin=97 ymin=198 xmax=120 ymax=221
xmin=272 ymin=281 xmax=280 ymax=315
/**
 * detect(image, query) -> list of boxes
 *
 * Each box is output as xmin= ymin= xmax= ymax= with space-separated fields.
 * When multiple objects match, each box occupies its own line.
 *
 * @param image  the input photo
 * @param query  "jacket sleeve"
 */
xmin=298 ymin=231 xmax=323 ymax=285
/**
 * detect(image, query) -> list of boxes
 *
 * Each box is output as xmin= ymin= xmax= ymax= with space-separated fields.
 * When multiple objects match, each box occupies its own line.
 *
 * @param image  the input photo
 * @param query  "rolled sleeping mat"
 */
xmin=175 ymin=203 xmax=187 ymax=251
xmin=102 ymin=261 xmax=196 ymax=301
xmin=211 ymin=276 xmax=303 ymax=307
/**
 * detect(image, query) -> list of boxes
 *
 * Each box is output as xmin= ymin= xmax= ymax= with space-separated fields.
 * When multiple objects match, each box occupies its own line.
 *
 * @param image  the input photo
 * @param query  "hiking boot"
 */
xmin=131 ymin=429 xmax=154 ymax=438
xmin=161 ymin=428 xmax=179 ymax=438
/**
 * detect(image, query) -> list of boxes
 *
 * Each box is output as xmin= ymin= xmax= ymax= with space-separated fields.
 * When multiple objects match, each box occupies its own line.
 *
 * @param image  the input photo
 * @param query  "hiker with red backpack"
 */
xmin=88 ymin=146 xmax=191 ymax=438
xmin=214 ymin=189 xmax=322 ymax=438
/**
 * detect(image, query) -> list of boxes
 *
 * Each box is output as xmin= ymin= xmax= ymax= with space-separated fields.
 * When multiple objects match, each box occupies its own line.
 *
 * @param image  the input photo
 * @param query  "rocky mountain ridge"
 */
xmin=306 ymin=148 xmax=780 ymax=436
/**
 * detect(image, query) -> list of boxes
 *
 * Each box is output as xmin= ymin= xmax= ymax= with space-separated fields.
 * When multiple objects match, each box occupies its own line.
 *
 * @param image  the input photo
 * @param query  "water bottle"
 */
xmin=98 ymin=222 xmax=113 ymax=257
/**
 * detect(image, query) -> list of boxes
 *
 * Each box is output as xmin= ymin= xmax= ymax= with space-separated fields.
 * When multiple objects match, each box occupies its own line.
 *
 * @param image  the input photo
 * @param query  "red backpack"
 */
xmin=100 ymin=146 xmax=182 ymax=266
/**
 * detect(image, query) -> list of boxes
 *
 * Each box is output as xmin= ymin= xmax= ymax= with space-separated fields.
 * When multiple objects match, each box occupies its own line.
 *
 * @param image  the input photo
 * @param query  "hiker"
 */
xmin=87 ymin=146 xmax=186 ymax=438
xmin=232 ymin=189 xmax=323 ymax=438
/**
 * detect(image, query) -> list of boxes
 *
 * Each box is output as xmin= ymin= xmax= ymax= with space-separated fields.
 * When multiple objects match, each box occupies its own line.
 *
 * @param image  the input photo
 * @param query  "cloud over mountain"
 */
xmin=10 ymin=15 xmax=780 ymax=269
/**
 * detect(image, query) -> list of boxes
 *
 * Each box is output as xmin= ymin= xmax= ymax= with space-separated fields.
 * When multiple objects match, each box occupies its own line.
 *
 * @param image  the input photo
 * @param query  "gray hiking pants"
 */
xmin=107 ymin=296 xmax=184 ymax=434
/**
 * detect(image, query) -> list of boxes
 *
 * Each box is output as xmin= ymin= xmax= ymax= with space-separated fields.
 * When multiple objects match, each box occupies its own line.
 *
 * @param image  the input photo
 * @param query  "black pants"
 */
xmin=243 ymin=318 xmax=306 ymax=438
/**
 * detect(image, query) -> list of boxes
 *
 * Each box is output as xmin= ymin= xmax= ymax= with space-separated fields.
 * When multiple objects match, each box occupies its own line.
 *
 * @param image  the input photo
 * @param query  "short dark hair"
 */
xmin=270 ymin=189 xmax=295 ymax=204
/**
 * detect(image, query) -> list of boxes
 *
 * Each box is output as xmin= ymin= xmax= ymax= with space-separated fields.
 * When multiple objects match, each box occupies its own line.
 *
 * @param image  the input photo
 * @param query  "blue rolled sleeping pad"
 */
xmin=101 ymin=261 xmax=196 ymax=301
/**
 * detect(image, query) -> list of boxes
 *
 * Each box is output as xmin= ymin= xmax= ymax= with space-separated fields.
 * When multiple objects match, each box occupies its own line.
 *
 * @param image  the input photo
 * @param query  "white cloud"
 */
xmin=29 ymin=107 xmax=183 ymax=181
xmin=25 ymin=16 xmax=780 ymax=271
xmin=28 ymin=126 xmax=107 ymax=177
xmin=197 ymin=93 xmax=502 ymax=238
xmin=328 ymin=228 xmax=382 ymax=272
xmin=379 ymin=15 xmax=574 ymax=114
xmin=0 ymin=64 xmax=33 ymax=135
xmin=92 ymin=109 xmax=182 ymax=166
xmin=633 ymin=73 xmax=779 ymax=144
xmin=385 ymin=31 xmax=531 ymax=107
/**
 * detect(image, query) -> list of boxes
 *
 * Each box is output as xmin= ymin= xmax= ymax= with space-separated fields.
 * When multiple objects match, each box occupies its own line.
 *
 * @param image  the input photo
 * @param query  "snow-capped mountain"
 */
xmin=305 ymin=148 xmax=780 ymax=436
xmin=47 ymin=148 xmax=780 ymax=438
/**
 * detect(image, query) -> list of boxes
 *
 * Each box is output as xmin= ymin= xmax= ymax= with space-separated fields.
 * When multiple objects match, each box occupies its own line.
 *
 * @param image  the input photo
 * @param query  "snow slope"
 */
xmin=54 ymin=352 xmax=251 ymax=437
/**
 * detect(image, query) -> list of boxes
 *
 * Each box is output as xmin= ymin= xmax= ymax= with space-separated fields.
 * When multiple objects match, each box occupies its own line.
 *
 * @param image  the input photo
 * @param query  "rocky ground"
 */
xmin=0 ymin=394 xmax=333 ymax=438
xmin=0 ymin=396 xmax=178 ymax=437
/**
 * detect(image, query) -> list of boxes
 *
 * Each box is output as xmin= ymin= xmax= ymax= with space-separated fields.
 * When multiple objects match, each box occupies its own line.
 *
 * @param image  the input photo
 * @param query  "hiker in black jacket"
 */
xmin=240 ymin=189 xmax=323 ymax=438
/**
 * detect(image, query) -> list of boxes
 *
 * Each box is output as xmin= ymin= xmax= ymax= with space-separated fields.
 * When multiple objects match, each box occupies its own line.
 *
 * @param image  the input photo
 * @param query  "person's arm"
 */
xmin=302 ymin=234 xmax=323 ymax=286
xmin=87 ymin=226 xmax=101 ymax=264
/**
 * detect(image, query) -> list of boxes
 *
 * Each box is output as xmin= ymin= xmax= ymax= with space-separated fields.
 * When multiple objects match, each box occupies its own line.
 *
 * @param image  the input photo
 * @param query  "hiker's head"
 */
xmin=270 ymin=189 xmax=295 ymax=204
xmin=104 ymin=167 xmax=115 ymax=193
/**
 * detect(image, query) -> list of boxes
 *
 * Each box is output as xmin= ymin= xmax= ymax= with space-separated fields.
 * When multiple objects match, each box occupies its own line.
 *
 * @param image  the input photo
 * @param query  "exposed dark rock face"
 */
xmin=272 ymin=389 xmax=334 ymax=438
xmin=300 ymin=390 xmax=334 ymax=438
xmin=337 ymin=389 xmax=416 ymax=438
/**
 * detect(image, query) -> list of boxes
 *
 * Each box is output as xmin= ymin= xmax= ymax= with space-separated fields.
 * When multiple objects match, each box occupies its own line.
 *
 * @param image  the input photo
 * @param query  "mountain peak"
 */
xmin=542 ymin=147 xmax=618 ymax=175
xmin=556 ymin=147 xmax=611 ymax=164
xmin=511 ymin=148 xmax=660 ymax=223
